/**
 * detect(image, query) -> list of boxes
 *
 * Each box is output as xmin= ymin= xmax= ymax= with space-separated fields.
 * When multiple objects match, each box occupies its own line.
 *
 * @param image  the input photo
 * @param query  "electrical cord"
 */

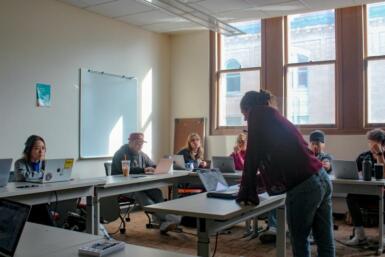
xmin=212 ymin=232 xmax=219 ymax=257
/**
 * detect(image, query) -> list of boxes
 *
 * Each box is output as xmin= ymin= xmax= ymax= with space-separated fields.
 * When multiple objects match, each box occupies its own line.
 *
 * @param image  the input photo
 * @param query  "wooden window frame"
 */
xmin=283 ymin=12 xmax=338 ymax=133
xmin=210 ymin=25 xmax=262 ymax=135
xmin=364 ymin=4 xmax=385 ymax=129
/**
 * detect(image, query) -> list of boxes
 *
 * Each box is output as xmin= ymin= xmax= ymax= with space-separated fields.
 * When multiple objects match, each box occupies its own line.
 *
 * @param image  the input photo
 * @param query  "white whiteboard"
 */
xmin=80 ymin=69 xmax=138 ymax=158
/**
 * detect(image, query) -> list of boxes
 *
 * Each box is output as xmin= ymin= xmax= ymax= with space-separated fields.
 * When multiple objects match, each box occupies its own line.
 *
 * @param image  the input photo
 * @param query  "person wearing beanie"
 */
xmin=309 ymin=130 xmax=333 ymax=173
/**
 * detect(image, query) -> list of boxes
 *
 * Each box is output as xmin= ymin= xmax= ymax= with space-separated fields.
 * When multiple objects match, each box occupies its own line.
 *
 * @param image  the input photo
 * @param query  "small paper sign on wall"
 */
xmin=36 ymin=83 xmax=51 ymax=107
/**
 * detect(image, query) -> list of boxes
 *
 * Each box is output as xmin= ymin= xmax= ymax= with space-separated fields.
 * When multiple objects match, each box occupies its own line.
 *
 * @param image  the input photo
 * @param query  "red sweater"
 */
xmin=237 ymin=106 xmax=322 ymax=205
xmin=230 ymin=150 xmax=246 ymax=170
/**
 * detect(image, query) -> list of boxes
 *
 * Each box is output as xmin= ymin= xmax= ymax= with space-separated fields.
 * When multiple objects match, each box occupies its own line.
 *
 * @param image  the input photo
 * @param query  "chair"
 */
xmin=103 ymin=162 xmax=136 ymax=233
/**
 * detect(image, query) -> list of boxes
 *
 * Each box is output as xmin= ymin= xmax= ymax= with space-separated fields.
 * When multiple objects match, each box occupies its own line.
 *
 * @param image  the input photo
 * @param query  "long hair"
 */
xmin=23 ymin=135 xmax=45 ymax=161
xmin=235 ymin=133 xmax=247 ymax=149
xmin=240 ymin=89 xmax=276 ymax=112
xmin=184 ymin=133 xmax=204 ymax=160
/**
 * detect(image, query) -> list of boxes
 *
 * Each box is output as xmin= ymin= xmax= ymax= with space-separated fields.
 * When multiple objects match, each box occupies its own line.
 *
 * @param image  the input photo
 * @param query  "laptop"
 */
xmin=197 ymin=169 xmax=239 ymax=199
xmin=172 ymin=155 xmax=186 ymax=170
xmin=0 ymin=159 xmax=12 ymax=187
xmin=0 ymin=199 xmax=31 ymax=257
xmin=212 ymin=156 xmax=240 ymax=173
xmin=332 ymin=160 xmax=360 ymax=180
xmin=152 ymin=158 xmax=173 ymax=174
xmin=26 ymin=158 xmax=74 ymax=183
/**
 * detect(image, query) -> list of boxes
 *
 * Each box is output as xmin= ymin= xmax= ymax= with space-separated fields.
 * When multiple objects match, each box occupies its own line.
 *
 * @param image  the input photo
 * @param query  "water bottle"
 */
xmin=362 ymin=158 xmax=372 ymax=181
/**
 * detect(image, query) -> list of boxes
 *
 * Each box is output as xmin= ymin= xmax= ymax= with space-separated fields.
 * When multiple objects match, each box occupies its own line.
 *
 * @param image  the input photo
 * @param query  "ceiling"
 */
xmin=58 ymin=0 xmax=383 ymax=34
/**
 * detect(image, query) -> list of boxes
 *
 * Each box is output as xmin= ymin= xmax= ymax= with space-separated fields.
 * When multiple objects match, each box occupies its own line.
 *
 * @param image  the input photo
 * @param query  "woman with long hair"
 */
xmin=178 ymin=133 xmax=208 ymax=168
xmin=238 ymin=90 xmax=335 ymax=257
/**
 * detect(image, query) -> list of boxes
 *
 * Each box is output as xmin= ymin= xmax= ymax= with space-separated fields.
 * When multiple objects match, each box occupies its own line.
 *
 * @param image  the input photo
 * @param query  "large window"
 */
xmin=367 ymin=2 xmax=385 ymax=124
xmin=215 ymin=20 xmax=261 ymax=129
xmin=286 ymin=10 xmax=336 ymax=125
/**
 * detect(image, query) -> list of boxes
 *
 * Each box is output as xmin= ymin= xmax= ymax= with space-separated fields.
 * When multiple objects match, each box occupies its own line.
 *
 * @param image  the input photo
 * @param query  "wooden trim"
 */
xmin=209 ymin=31 xmax=218 ymax=136
xmin=218 ymin=67 xmax=261 ymax=73
xmin=286 ymin=60 xmax=335 ymax=68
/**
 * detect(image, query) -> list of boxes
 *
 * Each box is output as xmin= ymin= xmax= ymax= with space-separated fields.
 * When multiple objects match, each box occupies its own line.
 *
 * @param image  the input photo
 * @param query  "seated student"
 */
xmin=14 ymin=135 xmax=46 ymax=181
xmin=345 ymin=128 xmax=385 ymax=246
xmin=111 ymin=132 xmax=180 ymax=233
xmin=14 ymin=135 xmax=54 ymax=226
xmin=309 ymin=130 xmax=333 ymax=174
xmin=178 ymin=133 xmax=208 ymax=168
xmin=230 ymin=133 xmax=247 ymax=170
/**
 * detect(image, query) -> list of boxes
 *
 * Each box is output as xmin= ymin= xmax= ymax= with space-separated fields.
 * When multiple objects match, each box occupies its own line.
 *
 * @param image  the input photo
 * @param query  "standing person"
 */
xmin=230 ymin=133 xmax=247 ymax=170
xmin=345 ymin=129 xmax=385 ymax=246
xmin=309 ymin=130 xmax=333 ymax=174
xmin=237 ymin=90 xmax=335 ymax=257
xmin=14 ymin=135 xmax=54 ymax=226
xmin=178 ymin=133 xmax=208 ymax=168
xmin=111 ymin=132 xmax=181 ymax=233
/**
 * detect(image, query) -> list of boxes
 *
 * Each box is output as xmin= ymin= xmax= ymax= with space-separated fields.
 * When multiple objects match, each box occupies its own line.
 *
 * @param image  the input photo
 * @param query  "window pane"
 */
xmin=220 ymin=20 xmax=261 ymax=69
xmin=219 ymin=70 xmax=260 ymax=126
xmin=368 ymin=60 xmax=385 ymax=123
xmin=367 ymin=2 xmax=385 ymax=56
xmin=288 ymin=10 xmax=335 ymax=63
xmin=287 ymin=64 xmax=335 ymax=124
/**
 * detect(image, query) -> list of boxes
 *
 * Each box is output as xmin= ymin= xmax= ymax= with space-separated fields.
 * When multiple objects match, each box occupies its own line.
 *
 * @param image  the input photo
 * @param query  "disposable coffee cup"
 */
xmin=121 ymin=160 xmax=130 ymax=176
xmin=374 ymin=163 xmax=384 ymax=180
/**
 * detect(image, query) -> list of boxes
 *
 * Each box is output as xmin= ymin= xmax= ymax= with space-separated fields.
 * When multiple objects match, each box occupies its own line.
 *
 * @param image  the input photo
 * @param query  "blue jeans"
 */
xmin=286 ymin=169 xmax=335 ymax=257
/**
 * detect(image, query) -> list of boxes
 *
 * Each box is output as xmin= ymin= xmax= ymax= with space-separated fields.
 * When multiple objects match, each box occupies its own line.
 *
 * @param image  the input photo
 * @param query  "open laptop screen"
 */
xmin=0 ymin=199 xmax=31 ymax=257
xmin=197 ymin=169 xmax=229 ymax=192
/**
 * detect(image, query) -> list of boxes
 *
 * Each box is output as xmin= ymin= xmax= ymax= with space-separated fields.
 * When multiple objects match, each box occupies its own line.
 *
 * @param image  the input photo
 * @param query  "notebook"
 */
xmin=212 ymin=156 xmax=240 ymax=173
xmin=26 ymin=158 xmax=74 ymax=183
xmin=0 ymin=199 xmax=31 ymax=257
xmin=196 ymin=169 xmax=239 ymax=199
xmin=0 ymin=159 xmax=12 ymax=187
xmin=332 ymin=160 xmax=360 ymax=180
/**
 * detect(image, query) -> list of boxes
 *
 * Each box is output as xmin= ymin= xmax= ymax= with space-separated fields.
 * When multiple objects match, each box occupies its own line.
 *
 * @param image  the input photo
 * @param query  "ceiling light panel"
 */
xmin=118 ymin=9 xmax=182 ymax=25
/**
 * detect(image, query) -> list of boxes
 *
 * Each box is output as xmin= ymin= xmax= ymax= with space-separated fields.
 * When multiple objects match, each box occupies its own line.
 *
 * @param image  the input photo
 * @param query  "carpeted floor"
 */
xmin=105 ymin=211 xmax=383 ymax=257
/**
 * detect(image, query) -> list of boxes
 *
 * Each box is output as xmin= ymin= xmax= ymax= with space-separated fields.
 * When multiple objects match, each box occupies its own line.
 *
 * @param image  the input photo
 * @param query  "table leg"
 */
xmin=378 ymin=186 xmax=384 ymax=255
xmin=93 ymin=195 xmax=100 ymax=235
xmin=277 ymin=205 xmax=286 ymax=257
xmin=197 ymin=218 xmax=210 ymax=257
xmin=86 ymin=195 xmax=94 ymax=234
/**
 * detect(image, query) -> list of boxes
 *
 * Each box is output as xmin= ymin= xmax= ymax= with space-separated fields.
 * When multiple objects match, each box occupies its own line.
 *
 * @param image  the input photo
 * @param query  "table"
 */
xmin=94 ymin=172 xmax=190 ymax=234
xmin=144 ymin=193 xmax=286 ymax=257
xmin=0 ymin=178 xmax=105 ymax=234
xmin=15 ymin=222 xmax=197 ymax=257
xmin=331 ymin=177 xmax=385 ymax=255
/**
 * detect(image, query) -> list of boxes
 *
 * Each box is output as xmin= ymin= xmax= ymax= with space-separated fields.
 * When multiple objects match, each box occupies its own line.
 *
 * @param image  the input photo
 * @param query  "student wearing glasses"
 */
xmin=14 ymin=135 xmax=54 ymax=226
xmin=238 ymin=90 xmax=335 ymax=257
xmin=111 ymin=132 xmax=180 ymax=233
xmin=14 ymin=135 xmax=46 ymax=182
xmin=178 ymin=133 xmax=208 ymax=169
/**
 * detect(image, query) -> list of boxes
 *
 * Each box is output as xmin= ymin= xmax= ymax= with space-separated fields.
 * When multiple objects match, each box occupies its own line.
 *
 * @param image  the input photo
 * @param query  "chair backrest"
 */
xmin=104 ymin=162 xmax=112 ymax=176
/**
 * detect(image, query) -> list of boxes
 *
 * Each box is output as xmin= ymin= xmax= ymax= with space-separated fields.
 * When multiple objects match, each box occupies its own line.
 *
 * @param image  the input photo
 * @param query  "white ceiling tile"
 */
xmin=245 ymin=0 xmax=297 ymax=6
xmin=302 ymin=0 xmax=357 ymax=9
xmin=58 ymin=0 xmax=90 ymax=8
xmin=142 ymin=21 xmax=203 ymax=32
xmin=118 ymin=10 xmax=184 ymax=26
xmin=215 ymin=9 xmax=265 ymax=22
xmin=81 ymin=0 xmax=116 ymax=5
xmin=261 ymin=1 xmax=307 ymax=16
xmin=86 ymin=0 xmax=153 ymax=17
xmin=191 ymin=0 xmax=252 ymax=14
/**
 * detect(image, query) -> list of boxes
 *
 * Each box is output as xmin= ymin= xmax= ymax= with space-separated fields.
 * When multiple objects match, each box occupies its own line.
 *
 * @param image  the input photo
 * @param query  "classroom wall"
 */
xmin=0 ymin=0 xmax=171 ymax=178
xmin=170 ymin=31 xmax=369 ymax=161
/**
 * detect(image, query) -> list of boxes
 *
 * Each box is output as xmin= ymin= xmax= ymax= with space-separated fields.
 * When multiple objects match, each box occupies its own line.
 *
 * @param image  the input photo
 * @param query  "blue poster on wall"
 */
xmin=36 ymin=83 xmax=51 ymax=107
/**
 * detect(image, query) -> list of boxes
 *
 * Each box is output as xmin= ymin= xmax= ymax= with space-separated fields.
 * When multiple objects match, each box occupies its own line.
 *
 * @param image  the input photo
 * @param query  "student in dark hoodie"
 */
xmin=237 ymin=90 xmax=335 ymax=257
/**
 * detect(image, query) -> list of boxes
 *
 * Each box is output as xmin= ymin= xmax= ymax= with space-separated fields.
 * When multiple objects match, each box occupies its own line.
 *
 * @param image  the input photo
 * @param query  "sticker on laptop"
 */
xmin=64 ymin=159 xmax=74 ymax=169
